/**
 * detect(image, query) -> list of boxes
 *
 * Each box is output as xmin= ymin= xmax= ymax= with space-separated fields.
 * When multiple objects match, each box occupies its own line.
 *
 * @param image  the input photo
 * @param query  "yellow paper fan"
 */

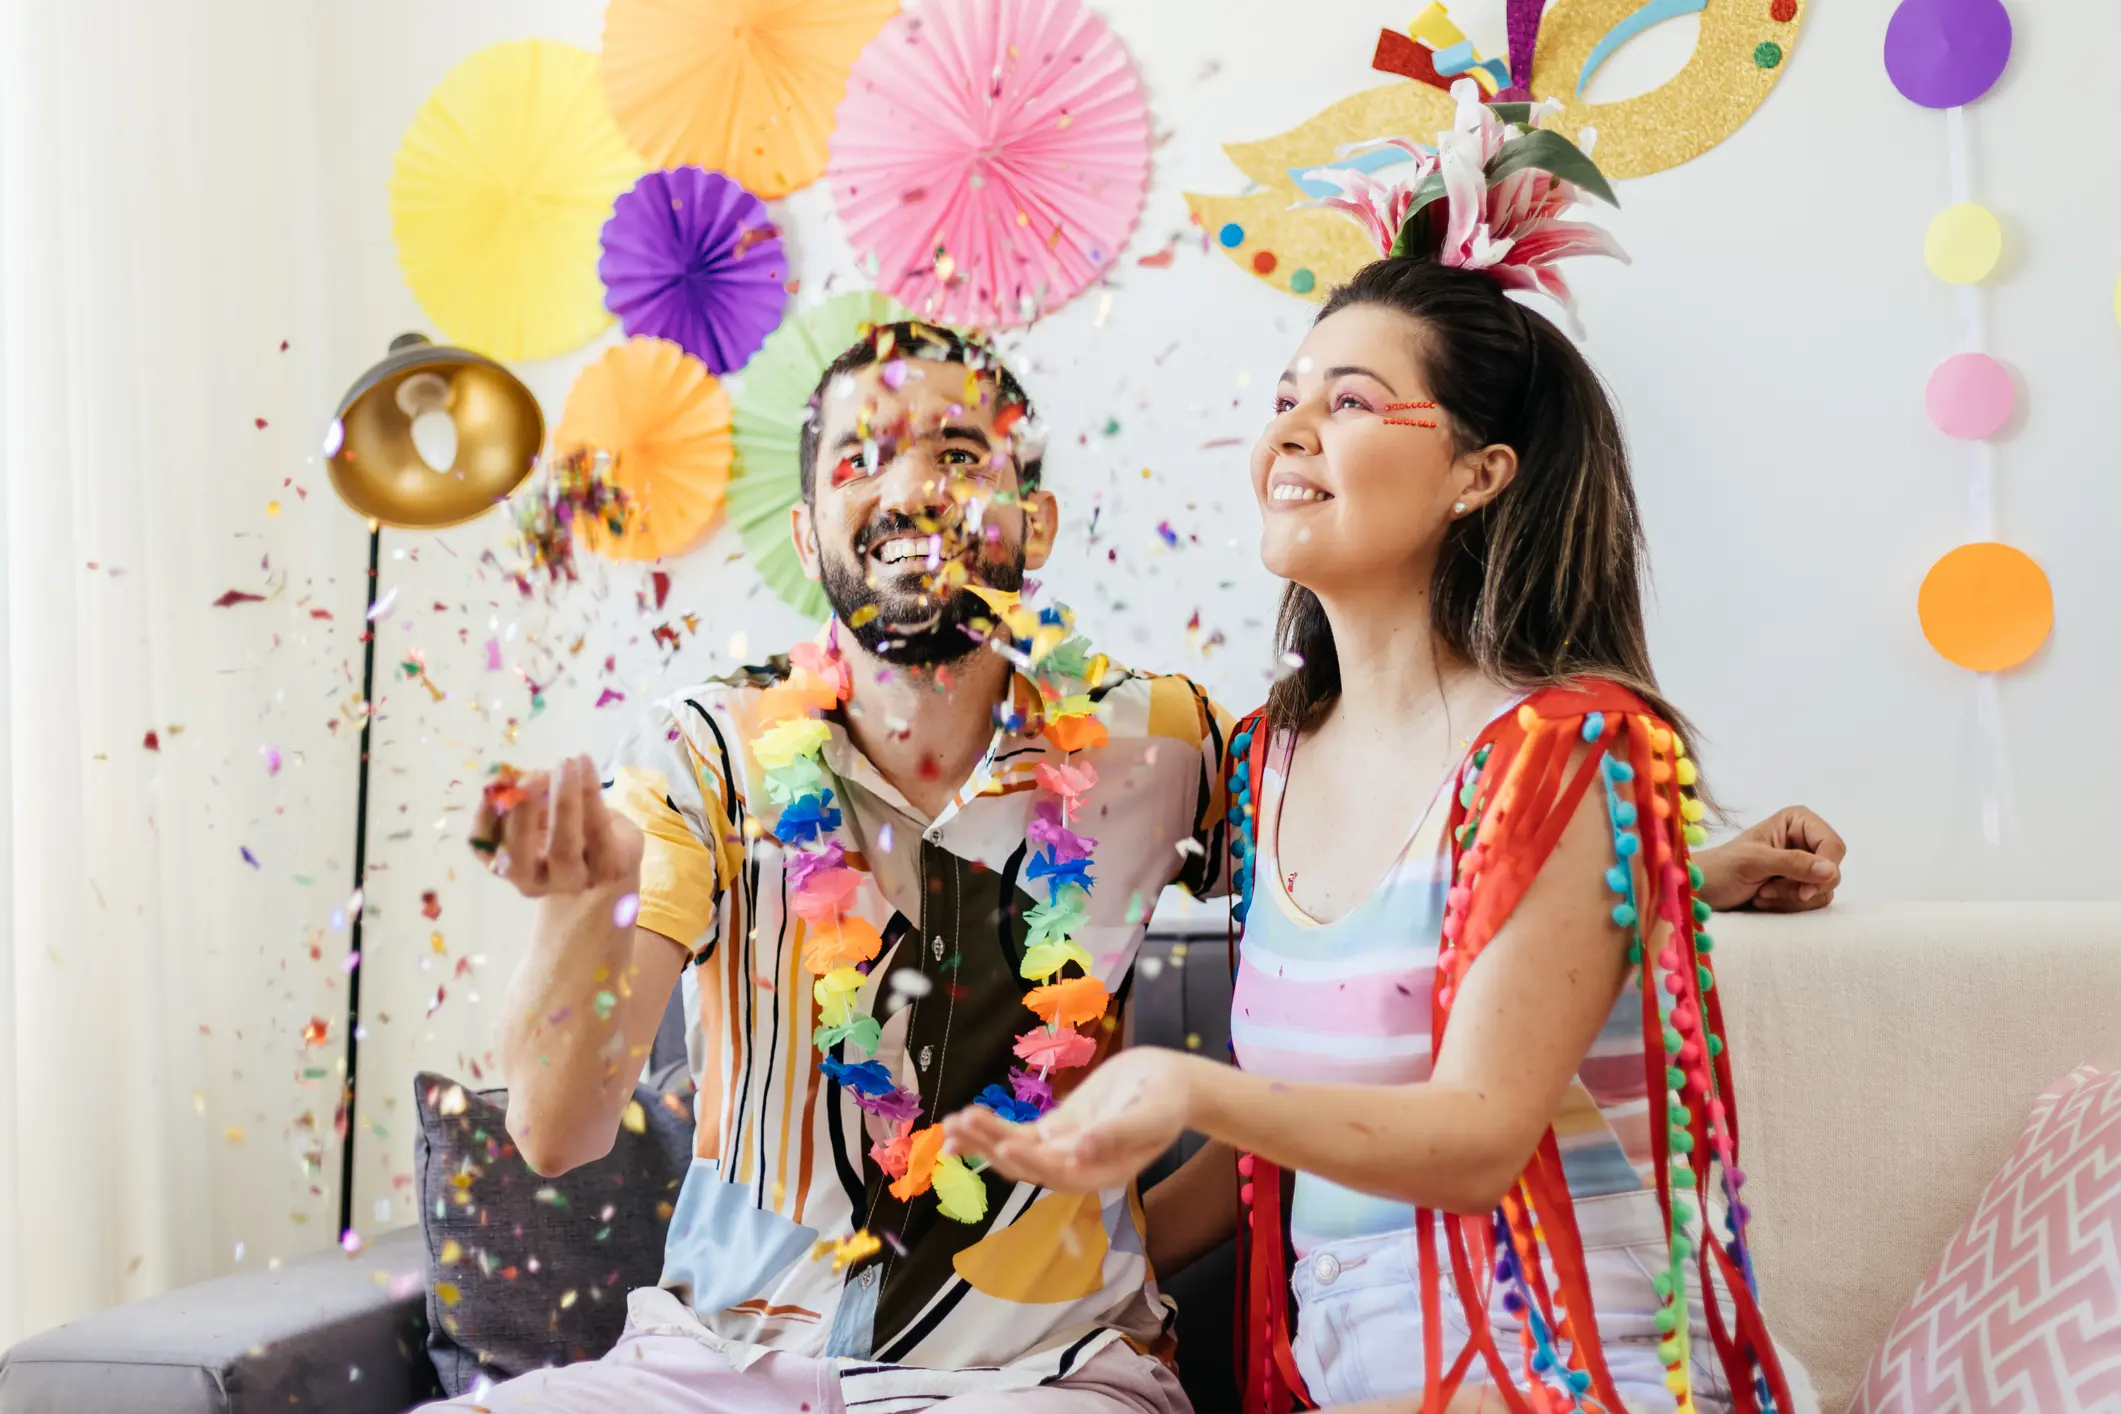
xmin=390 ymin=39 xmax=645 ymax=361
xmin=601 ymin=0 xmax=900 ymax=200
xmin=555 ymin=338 xmax=733 ymax=562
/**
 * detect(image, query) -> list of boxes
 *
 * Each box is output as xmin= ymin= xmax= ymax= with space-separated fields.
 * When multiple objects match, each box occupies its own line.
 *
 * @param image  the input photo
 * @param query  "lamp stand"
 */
xmin=337 ymin=522 xmax=381 ymax=1243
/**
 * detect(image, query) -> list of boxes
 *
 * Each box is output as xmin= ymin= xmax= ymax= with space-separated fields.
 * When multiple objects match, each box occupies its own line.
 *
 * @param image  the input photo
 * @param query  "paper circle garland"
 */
xmin=600 ymin=0 xmax=898 ymax=200
xmin=1924 ymin=353 xmax=2014 ymax=440
xmin=728 ymin=291 xmax=910 ymax=617
xmin=1919 ymin=542 xmax=2052 ymax=672
xmin=554 ymin=338 xmax=733 ymax=562
xmin=1884 ymin=0 xmax=2012 ymax=109
xmin=600 ymin=167 xmax=789 ymax=376
xmin=828 ymin=0 xmax=1152 ymax=329
xmin=1924 ymin=203 xmax=2002 ymax=284
xmin=389 ymin=40 xmax=645 ymax=362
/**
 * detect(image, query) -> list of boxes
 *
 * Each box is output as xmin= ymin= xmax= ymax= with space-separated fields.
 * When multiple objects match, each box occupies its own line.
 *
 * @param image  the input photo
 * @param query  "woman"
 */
xmin=947 ymin=88 xmax=1805 ymax=1413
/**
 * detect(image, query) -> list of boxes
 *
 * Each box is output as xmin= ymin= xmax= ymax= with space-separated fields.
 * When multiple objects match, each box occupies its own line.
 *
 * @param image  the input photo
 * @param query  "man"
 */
xmin=443 ymin=322 xmax=1843 ymax=1414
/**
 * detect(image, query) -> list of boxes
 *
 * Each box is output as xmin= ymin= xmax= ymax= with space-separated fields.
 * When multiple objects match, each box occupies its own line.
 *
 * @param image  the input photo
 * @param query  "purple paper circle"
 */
xmin=1884 ymin=0 xmax=2012 ymax=109
xmin=599 ymin=167 xmax=789 ymax=376
xmin=1925 ymin=352 xmax=2014 ymax=439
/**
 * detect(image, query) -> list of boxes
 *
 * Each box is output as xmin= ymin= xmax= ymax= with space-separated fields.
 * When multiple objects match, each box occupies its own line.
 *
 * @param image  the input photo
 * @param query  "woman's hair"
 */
xmin=1267 ymin=256 xmax=1698 ymax=756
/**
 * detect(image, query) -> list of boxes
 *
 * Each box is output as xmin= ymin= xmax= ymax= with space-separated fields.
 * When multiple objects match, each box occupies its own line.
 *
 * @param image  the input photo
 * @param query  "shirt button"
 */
xmin=861 ymin=1267 xmax=876 ymax=1287
xmin=924 ymin=827 xmax=942 ymax=844
xmin=1311 ymin=1253 xmax=1340 ymax=1286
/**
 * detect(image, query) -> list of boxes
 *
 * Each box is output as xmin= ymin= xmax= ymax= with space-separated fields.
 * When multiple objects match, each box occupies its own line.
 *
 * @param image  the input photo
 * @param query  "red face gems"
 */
xmin=1382 ymin=400 xmax=1440 ymax=428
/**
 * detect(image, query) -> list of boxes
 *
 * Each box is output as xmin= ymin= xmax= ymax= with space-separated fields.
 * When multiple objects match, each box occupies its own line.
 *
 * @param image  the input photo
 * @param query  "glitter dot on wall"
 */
xmin=1252 ymin=250 xmax=1278 ymax=275
xmin=1218 ymin=222 xmax=1245 ymax=249
xmin=1290 ymin=268 xmax=1316 ymax=295
xmin=1769 ymin=0 xmax=1797 ymax=18
xmin=1754 ymin=40 xmax=1783 ymax=68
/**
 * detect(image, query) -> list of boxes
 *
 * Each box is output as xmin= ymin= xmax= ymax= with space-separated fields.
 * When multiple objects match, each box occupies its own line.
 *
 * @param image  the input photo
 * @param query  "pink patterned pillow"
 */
xmin=1852 ymin=1065 xmax=2121 ymax=1412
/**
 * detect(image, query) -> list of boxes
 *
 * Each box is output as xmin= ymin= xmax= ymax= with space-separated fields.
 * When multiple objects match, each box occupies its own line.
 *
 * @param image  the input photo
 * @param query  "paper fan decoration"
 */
xmin=390 ymin=39 xmax=645 ymax=361
xmin=600 ymin=167 xmax=790 ymax=375
xmin=828 ymin=0 xmax=1151 ymax=329
xmin=729 ymin=291 xmax=909 ymax=617
xmin=554 ymin=339 xmax=733 ymax=562
xmin=601 ymin=0 xmax=899 ymax=200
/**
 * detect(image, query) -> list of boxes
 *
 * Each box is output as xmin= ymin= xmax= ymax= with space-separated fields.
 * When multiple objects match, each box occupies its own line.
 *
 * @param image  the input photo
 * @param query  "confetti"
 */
xmin=240 ymin=846 xmax=261 ymax=869
xmin=212 ymin=589 xmax=265 ymax=607
xmin=614 ymin=893 xmax=642 ymax=928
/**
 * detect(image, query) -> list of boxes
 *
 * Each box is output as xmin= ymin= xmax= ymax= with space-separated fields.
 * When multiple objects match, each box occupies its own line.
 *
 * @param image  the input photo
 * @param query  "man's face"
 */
xmin=792 ymin=357 xmax=1057 ymax=665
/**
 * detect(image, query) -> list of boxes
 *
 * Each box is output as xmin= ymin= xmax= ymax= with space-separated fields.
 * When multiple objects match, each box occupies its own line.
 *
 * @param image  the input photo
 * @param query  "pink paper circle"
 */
xmin=827 ymin=0 xmax=1150 ymax=329
xmin=1925 ymin=352 xmax=2013 ymax=439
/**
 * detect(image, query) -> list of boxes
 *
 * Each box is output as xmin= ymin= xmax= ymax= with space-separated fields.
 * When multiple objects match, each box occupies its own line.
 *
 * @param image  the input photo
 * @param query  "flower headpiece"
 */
xmin=1300 ymin=79 xmax=1627 ymax=325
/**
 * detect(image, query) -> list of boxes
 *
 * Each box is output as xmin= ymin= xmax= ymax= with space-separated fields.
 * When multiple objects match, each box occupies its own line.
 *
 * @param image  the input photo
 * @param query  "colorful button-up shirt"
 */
xmin=602 ymin=630 xmax=1231 ymax=1403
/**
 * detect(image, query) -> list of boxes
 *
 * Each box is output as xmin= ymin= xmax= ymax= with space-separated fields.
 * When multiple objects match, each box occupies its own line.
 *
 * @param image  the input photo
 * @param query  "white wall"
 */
xmin=225 ymin=0 xmax=2114 ymax=1256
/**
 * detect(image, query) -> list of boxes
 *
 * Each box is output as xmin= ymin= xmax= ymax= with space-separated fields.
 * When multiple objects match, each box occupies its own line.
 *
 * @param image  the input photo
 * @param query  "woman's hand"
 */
xmin=943 ymin=1047 xmax=1202 ymax=1193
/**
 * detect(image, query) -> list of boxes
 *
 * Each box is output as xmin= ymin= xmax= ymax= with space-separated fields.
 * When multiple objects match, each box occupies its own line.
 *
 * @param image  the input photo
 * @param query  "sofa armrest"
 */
xmin=0 ymin=1226 xmax=438 ymax=1414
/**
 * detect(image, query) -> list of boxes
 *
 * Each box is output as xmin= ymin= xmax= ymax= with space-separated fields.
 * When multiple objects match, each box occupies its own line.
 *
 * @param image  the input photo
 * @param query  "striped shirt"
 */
xmin=1230 ymin=730 xmax=1651 ymax=1257
xmin=601 ymin=627 xmax=1232 ymax=1404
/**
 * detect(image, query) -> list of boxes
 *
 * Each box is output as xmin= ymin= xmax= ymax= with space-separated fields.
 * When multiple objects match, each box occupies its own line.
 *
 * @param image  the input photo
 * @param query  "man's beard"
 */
xmin=820 ymin=516 xmax=1026 ymax=667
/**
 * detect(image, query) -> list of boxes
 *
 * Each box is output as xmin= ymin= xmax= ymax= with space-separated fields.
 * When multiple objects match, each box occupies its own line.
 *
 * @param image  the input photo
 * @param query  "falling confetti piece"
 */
xmin=255 ymin=418 xmax=270 ymax=430
xmin=143 ymin=731 xmax=161 ymax=752
xmin=614 ymin=893 xmax=642 ymax=928
xmin=595 ymin=688 xmax=626 ymax=708
xmin=213 ymin=589 xmax=266 ymax=607
xmin=266 ymin=501 xmax=282 ymax=517
xmin=421 ymin=891 xmax=442 ymax=920
xmin=240 ymin=846 xmax=260 ymax=868
xmin=366 ymin=588 xmax=399 ymax=622
xmin=264 ymin=748 xmax=282 ymax=775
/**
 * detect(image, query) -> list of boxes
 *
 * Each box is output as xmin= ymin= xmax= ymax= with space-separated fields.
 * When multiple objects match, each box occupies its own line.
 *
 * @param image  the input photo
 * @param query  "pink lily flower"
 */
xmin=1014 ymin=1025 xmax=1097 ymax=1073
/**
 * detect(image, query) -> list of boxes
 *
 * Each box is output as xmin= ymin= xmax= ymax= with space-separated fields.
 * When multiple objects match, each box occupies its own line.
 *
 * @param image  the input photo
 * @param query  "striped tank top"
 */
xmin=1230 ymin=729 xmax=1654 ymax=1257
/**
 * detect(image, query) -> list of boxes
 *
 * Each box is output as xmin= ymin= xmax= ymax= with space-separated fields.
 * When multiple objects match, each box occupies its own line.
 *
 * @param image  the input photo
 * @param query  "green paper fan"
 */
xmin=728 ymin=290 xmax=910 ymax=618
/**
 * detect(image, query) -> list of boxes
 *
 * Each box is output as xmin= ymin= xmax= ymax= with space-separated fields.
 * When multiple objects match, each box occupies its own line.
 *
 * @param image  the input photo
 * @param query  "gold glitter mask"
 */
xmin=1186 ymin=0 xmax=1806 ymax=301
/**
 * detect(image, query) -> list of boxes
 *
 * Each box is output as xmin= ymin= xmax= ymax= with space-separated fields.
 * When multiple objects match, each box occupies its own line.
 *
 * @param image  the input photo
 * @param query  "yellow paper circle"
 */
xmin=390 ymin=40 xmax=645 ymax=362
xmin=601 ymin=0 xmax=898 ymax=200
xmin=555 ymin=339 xmax=734 ymax=562
xmin=1918 ymin=542 xmax=2052 ymax=672
xmin=1924 ymin=203 xmax=2003 ymax=285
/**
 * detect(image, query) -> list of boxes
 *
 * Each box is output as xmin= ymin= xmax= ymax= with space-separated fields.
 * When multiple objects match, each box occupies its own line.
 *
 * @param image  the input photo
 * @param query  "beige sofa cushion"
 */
xmin=1714 ymin=903 xmax=2121 ymax=1414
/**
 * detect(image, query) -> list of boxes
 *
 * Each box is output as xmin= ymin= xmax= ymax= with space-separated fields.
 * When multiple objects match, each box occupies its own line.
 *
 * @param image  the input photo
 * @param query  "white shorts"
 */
xmin=1289 ymin=1191 xmax=1747 ymax=1412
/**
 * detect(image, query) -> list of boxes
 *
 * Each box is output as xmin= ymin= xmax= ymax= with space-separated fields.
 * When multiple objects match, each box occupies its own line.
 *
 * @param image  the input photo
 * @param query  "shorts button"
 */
xmin=1311 ymin=1252 xmax=1340 ymax=1286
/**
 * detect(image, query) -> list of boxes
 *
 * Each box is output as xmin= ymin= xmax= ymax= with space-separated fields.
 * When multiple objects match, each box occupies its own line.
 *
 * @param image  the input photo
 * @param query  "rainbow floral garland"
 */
xmin=758 ymin=595 xmax=1111 ymax=1235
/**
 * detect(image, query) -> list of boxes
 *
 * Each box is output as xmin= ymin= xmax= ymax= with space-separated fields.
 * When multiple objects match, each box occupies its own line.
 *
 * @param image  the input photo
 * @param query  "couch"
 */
xmin=7 ymin=904 xmax=2119 ymax=1413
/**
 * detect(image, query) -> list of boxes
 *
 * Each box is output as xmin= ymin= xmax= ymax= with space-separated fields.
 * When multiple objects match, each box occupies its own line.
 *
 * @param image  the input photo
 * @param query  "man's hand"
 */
xmin=473 ymin=754 xmax=643 ymax=899
xmin=1694 ymin=806 xmax=1846 ymax=913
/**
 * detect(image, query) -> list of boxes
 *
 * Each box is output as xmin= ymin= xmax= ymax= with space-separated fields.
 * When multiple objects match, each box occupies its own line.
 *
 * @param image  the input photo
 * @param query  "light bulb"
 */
xmin=410 ymin=408 xmax=458 ymax=473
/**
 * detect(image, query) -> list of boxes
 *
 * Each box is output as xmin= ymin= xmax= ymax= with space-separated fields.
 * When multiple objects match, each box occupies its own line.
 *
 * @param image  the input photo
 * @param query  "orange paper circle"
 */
xmin=555 ymin=338 xmax=733 ymax=562
xmin=1918 ymin=542 xmax=2052 ymax=672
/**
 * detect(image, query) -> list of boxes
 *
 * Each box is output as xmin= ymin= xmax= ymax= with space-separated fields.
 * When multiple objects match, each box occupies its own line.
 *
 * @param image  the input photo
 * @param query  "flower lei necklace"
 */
xmin=751 ymin=593 xmax=1112 ymax=1247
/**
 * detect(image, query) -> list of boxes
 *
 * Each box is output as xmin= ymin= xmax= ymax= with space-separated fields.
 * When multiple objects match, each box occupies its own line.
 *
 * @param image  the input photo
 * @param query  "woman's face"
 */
xmin=1251 ymin=303 xmax=1477 ymax=596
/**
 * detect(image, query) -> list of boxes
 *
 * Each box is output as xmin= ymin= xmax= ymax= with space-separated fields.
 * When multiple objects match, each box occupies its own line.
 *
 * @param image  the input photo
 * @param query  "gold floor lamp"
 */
xmin=323 ymin=333 xmax=544 ymax=1241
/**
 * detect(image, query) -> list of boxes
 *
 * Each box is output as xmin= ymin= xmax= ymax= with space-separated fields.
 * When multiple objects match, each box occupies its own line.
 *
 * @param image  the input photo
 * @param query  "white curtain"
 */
xmin=0 ymin=0 xmax=357 ymax=1346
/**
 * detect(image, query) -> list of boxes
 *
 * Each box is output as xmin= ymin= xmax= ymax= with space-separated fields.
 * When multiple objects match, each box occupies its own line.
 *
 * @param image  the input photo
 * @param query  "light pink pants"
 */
xmin=415 ymin=1315 xmax=1191 ymax=1414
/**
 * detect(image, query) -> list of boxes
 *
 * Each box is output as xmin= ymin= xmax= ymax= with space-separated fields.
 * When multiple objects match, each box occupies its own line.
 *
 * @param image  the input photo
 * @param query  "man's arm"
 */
xmin=1694 ymin=806 xmax=1847 ymax=913
xmin=484 ymin=755 xmax=691 ymax=1176
xmin=1142 ymin=1138 xmax=1239 ymax=1279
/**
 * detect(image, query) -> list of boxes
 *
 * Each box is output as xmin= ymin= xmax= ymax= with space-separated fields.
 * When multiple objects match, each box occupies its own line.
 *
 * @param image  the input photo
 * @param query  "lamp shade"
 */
xmin=326 ymin=334 xmax=545 ymax=529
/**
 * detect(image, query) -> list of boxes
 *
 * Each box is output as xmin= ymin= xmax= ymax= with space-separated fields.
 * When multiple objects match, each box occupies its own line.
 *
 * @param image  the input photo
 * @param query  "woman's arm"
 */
xmin=946 ymin=781 xmax=1636 ymax=1213
xmin=1142 ymin=1138 xmax=1239 ymax=1278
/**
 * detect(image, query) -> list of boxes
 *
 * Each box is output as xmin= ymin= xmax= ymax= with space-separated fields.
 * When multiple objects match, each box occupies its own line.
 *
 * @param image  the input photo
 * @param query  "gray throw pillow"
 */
xmin=412 ymin=1069 xmax=693 ymax=1394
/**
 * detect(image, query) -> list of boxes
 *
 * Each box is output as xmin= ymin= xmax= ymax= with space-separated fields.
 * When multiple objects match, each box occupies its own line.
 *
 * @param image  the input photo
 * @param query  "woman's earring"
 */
xmin=1453 ymin=501 xmax=1468 ymax=516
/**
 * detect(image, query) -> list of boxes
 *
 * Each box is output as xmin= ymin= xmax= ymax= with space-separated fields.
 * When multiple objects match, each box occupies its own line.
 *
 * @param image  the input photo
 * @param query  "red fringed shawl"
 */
xmin=1226 ymin=681 xmax=1794 ymax=1414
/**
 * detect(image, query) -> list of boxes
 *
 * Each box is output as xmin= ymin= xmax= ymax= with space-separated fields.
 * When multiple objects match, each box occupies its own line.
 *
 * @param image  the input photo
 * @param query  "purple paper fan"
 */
xmin=600 ymin=167 xmax=789 ymax=375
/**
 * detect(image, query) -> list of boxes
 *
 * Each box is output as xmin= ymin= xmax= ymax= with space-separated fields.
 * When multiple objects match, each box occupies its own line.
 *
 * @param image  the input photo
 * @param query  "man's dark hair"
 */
xmin=796 ymin=321 xmax=1042 ymax=500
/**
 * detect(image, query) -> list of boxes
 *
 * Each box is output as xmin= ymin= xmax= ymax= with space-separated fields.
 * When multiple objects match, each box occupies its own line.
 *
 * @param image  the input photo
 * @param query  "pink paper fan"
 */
xmin=828 ymin=0 xmax=1150 ymax=330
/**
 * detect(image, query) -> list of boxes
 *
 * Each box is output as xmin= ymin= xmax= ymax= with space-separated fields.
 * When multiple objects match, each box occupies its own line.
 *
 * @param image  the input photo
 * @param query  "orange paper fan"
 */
xmin=554 ymin=338 xmax=733 ymax=562
xmin=601 ymin=0 xmax=899 ymax=200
